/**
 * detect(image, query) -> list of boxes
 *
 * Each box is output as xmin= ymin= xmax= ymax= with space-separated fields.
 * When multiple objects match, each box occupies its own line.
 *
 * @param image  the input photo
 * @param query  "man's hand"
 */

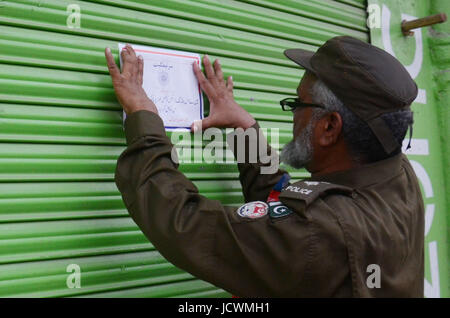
xmin=192 ymin=55 xmax=255 ymax=132
xmin=105 ymin=45 xmax=158 ymax=115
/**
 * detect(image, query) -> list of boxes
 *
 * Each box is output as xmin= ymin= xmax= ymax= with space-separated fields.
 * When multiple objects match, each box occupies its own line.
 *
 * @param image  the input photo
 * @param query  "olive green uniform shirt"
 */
xmin=115 ymin=110 xmax=424 ymax=297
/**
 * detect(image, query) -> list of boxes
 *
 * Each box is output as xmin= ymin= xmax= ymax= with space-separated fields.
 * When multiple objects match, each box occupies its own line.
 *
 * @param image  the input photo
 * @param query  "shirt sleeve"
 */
xmin=114 ymin=110 xmax=311 ymax=297
xmin=227 ymin=121 xmax=288 ymax=202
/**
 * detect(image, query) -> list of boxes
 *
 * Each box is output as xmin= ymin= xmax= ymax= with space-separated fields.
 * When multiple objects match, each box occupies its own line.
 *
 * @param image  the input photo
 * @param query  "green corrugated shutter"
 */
xmin=0 ymin=0 xmax=368 ymax=297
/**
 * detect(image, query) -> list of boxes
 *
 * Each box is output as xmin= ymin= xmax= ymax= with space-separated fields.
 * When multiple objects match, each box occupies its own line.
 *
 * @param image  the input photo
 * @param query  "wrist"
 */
xmin=126 ymin=101 xmax=158 ymax=115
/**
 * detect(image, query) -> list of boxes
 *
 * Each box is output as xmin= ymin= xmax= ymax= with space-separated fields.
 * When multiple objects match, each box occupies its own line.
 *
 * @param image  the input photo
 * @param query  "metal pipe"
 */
xmin=402 ymin=13 xmax=447 ymax=36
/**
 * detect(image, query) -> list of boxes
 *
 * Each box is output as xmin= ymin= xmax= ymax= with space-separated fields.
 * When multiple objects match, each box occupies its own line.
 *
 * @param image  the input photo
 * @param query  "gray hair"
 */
xmin=310 ymin=79 xmax=413 ymax=163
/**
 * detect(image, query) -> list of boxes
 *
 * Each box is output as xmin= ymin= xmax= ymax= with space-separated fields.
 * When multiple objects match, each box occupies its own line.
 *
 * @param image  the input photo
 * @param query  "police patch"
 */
xmin=237 ymin=201 xmax=268 ymax=219
xmin=268 ymin=201 xmax=293 ymax=218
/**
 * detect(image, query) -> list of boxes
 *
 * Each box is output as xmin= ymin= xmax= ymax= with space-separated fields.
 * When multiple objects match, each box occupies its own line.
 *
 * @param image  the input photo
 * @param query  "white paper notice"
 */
xmin=119 ymin=43 xmax=203 ymax=131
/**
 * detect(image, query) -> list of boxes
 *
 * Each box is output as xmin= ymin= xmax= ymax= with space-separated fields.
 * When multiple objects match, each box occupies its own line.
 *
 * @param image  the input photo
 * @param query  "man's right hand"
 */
xmin=192 ymin=55 xmax=256 ymax=132
xmin=105 ymin=45 xmax=158 ymax=115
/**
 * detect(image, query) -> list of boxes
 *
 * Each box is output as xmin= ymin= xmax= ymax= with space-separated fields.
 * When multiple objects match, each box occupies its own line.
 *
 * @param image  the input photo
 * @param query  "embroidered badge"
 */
xmin=268 ymin=201 xmax=293 ymax=218
xmin=285 ymin=185 xmax=313 ymax=195
xmin=237 ymin=201 xmax=268 ymax=219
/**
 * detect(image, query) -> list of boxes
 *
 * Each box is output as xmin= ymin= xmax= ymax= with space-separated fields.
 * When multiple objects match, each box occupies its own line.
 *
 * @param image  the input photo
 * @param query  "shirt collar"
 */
xmin=307 ymin=152 xmax=404 ymax=189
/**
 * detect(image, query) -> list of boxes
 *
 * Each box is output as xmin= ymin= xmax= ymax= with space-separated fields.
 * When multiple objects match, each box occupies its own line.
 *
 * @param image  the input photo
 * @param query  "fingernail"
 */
xmin=138 ymin=55 xmax=143 ymax=60
xmin=193 ymin=123 xmax=199 ymax=133
xmin=204 ymin=54 xmax=209 ymax=60
xmin=230 ymin=76 xmax=233 ymax=81
xmin=217 ymin=59 xmax=220 ymax=65
xmin=106 ymin=47 xmax=111 ymax=54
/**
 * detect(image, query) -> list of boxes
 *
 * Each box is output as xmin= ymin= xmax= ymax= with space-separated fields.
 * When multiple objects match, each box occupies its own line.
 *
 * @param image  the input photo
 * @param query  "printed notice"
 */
xmin=119 ymin=43 xmax=203 ymax=131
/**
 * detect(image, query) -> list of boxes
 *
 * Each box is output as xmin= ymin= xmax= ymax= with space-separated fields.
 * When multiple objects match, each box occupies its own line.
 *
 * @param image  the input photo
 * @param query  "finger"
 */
xmin=137 ymin=55 xmax=144 ymax=85
xmin=213 ymin=59 xmax=224 ymax=84
xmin=130 ymin=45 xmax=141 ymax=76
xmin=203 ymin=55 xmax=216 ymax=81
xmin=191 ymin=117 xmax=213 ymax=133
xmin=190 ymin=120 xmax=200 ymax=133
xmin=126 ymin=44 xmax=139 ymax=76
xmin=226 ymin=76 xmax=234 ymax=93
xmin=105 ymin=47 xmax=120 ymax=79
xmin=121 ymin=46 xmax=133 ymax=75
xmin=126 ymin=44 xmax=136 ymax=59
xmin=193 ymin=62 xmax=216 ymax=97
xmin=122 ymin=45 xmax=139 ymax=77
xmin=199 ymin=116 xmax=214 ymax=130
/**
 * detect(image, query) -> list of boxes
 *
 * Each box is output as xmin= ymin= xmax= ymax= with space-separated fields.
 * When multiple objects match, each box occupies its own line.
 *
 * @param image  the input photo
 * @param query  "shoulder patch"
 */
xmin=279 ymin=180 xmax=353 ymax=206
xmin=237 ymin=201 xmax=268 ymax=219
xmin=268 ymin=201 xmax=293 ymax=219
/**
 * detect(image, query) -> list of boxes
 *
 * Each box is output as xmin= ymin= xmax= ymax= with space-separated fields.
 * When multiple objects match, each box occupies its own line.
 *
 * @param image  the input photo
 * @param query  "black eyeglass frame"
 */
xmin=279 ymin=98 xmax=325 ymax=112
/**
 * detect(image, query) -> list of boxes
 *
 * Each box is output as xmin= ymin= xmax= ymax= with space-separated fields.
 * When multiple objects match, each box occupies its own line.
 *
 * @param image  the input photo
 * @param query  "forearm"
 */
xmin=228 ymin=121 xmax=288 ymax=202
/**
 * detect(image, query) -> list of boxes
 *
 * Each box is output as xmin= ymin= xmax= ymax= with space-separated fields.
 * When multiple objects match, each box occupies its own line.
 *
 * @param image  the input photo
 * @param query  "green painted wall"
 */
xmin=369 ymin=0 xmax=449 ymax=298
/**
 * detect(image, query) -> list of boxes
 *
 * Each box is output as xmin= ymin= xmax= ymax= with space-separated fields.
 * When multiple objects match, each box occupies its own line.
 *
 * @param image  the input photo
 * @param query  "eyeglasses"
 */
xmin=279 ymin=98 xmax=325 ymax=112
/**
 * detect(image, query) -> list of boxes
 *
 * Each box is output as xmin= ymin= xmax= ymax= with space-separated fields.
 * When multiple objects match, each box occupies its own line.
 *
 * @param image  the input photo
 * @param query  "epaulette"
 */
xmin=279 ymin=180 xmax=353 ymax=207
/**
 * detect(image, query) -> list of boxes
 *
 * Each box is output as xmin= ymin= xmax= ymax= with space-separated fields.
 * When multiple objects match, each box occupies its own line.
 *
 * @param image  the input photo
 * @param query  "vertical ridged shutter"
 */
xmin=0 ymin=0 xmax=368 ymax=297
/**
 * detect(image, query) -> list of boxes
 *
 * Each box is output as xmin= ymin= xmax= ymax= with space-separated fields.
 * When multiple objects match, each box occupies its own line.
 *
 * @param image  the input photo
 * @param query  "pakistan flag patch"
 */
xmin=268 ymin=201 xmax=293 ymax=219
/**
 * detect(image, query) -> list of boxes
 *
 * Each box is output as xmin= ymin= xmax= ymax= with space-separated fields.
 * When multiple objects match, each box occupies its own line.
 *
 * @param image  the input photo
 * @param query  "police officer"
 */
xmin=105 ymin=36 xmax=424 ymax=297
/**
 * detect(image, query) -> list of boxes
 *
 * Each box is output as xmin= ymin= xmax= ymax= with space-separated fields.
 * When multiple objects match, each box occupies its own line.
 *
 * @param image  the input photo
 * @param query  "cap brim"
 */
xmin=284 ymin=49 xmax=315 ymax=73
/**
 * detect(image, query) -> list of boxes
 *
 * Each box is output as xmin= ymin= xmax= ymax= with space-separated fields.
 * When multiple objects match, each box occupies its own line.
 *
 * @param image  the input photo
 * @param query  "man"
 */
xmin=105 ymin=36 xmax=424 ymax=297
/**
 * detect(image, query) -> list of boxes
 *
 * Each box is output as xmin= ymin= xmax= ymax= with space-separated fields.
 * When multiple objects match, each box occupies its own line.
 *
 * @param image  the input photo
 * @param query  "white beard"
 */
xmin=280 ymin=120 xmax=314 ymax=169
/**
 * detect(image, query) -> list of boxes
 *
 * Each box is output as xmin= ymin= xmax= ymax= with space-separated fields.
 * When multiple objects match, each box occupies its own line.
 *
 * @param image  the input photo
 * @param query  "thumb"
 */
xmin=191 ymin=116 xmax=214 ymax=133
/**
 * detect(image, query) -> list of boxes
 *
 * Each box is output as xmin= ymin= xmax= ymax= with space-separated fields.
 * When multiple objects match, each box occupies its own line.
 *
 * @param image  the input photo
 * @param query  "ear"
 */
xmin=316 ymin=112 xmax=343 ymax=147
